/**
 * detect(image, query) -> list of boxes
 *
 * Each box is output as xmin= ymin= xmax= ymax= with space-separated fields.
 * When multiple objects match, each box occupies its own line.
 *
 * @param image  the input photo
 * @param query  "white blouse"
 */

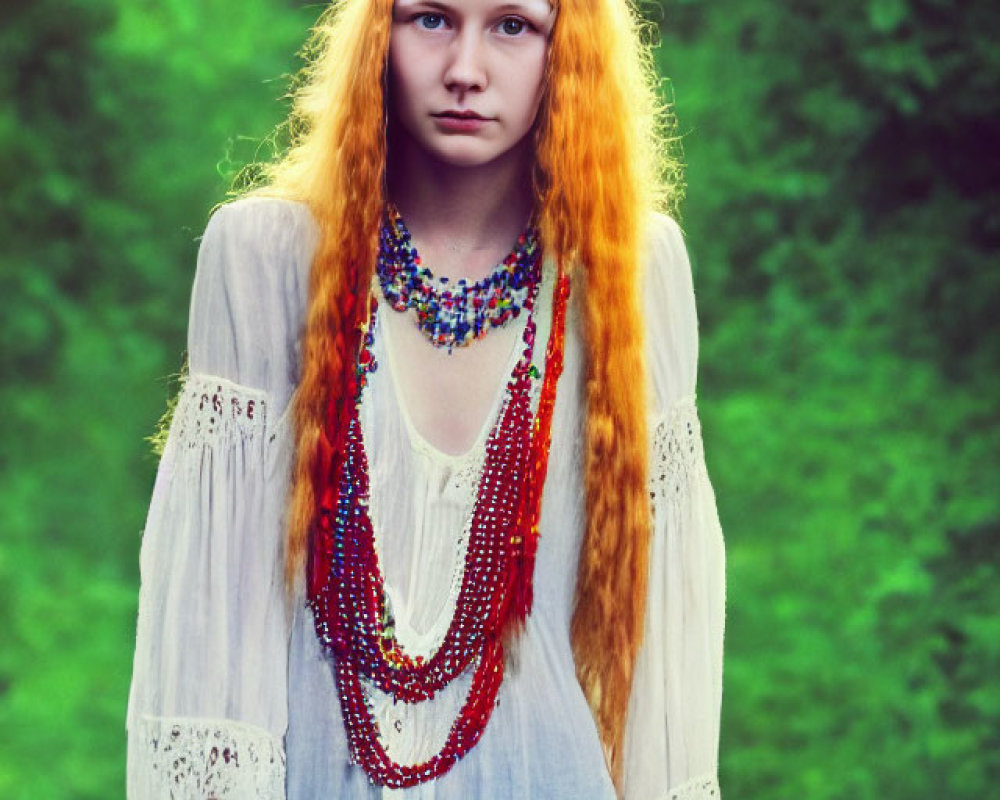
xmin=126 ymin=197 xmax=726 ymax=800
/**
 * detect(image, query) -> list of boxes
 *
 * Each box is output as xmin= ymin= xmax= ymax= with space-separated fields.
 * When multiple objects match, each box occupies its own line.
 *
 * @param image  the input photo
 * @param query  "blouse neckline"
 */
xmin=375 ymin=287 xmax=533 ymax=466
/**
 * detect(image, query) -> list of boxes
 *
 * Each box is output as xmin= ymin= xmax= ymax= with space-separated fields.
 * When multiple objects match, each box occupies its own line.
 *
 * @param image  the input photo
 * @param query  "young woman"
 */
xmin=126 ymin=0 xmax=726 ymax=797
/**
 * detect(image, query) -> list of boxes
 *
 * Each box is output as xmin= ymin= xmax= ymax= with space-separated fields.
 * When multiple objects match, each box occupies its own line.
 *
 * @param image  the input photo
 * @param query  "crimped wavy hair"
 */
xmin=253 ymin=0 xmax=682 ymax=789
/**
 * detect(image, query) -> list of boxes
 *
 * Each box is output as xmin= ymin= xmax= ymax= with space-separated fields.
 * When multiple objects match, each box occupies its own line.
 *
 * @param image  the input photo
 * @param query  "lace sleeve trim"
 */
xmin=169 ymin=374 xmax=269 ymax=450
xmin=649 ymin=395 xmax=707 ymax=502
xmin=133 ymin=715 xmax=285 ymax=799
xmin=665 ymin=773 xmax=721 ymax=800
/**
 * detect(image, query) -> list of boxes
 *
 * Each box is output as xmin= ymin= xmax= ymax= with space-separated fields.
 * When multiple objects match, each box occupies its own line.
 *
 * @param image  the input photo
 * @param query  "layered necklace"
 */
xmin=376 ymin=203 xmax=543 ymax=352
xmin=307 ymin=207 xmax=570 ymax=787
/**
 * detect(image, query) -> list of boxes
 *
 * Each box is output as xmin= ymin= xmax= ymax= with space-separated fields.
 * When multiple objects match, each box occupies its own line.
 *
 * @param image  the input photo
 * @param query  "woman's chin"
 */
xmin=413 ymin=135 xmax=528 ymax=172
xmin=428 ymin=145 xmax=504 ymax=170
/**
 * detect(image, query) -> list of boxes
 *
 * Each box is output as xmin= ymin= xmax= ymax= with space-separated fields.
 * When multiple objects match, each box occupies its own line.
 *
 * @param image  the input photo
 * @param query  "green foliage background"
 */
xmin=1 ymin=0 xmax=996 ymax=796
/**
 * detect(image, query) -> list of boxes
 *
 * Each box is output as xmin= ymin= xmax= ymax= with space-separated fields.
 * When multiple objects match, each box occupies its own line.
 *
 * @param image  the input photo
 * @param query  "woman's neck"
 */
xmin=387 ymin=135 xmax=536 ymax=282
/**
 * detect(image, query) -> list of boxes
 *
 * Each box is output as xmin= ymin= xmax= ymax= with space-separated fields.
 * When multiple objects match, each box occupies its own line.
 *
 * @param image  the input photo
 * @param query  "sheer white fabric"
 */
xmin=127 ymin=197 xmax=725 ymax=799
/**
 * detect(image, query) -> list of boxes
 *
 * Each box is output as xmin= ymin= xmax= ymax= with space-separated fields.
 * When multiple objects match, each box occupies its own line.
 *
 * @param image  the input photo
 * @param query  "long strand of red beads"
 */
xmin=308 ymin=258 xmax=571 ymax=788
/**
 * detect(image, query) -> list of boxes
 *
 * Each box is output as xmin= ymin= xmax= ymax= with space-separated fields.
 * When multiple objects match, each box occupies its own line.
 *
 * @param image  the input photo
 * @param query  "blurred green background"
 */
xmin=1 ymin=0 xmax=997 ymax=797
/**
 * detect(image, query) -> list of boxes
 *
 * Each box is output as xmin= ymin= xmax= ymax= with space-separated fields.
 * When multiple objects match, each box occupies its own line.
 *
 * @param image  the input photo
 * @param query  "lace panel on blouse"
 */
xmin=169 ymin=374 xmax=269 ymax=450
xmin=667 ymin=773 xmax=721 ymax=800
xmin=649 ymin=396 xmax=706 ymax=502
xmin=135 ymin=715 xmax=285 ymax=799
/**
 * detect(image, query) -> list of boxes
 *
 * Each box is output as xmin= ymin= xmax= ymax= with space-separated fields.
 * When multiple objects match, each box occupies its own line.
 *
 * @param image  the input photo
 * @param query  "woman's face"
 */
xmin=388 ymin=0 xmax=555 ymax=169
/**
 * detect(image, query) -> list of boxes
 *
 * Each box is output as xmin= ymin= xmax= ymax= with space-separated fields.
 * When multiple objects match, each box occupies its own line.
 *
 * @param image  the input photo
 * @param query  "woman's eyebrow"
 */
xmin=493 ymin=1 xmax=555 ymax=17
xmin=395 ymin=0 xmax=552 ymax=16
xmin=395 ymin=0 xmax=452 ymax=11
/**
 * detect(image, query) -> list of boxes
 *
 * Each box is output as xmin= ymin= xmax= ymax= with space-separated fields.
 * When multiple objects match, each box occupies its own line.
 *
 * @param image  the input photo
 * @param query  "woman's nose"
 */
xmin=443 ymin=30 xmax=488 ymax=93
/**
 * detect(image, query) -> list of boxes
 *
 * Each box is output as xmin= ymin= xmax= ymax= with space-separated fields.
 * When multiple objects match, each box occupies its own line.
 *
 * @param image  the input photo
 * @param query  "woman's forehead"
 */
xmin=394 ymin=0 xmax=555 ymax=18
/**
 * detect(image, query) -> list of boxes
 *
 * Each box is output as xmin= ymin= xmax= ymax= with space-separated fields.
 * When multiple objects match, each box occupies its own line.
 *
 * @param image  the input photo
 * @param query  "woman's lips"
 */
xmin=437 ymin=109 xmax=486 ymax=119
xmin=433 ymin=111 xmax=490 ymax=133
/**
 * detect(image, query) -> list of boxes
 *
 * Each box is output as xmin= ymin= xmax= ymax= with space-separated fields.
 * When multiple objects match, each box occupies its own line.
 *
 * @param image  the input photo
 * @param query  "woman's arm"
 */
xmin=622 ymin=215 xmax=726 ymax=799
xmin=126 ymin=199 xmax=314 ymax=799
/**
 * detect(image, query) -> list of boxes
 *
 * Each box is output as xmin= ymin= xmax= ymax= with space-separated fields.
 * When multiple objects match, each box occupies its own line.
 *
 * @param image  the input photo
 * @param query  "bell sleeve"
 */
xmin=622 ymin=214 xmax=727 ymax=800
xmin=126 ymin=200 xmax=310 ymax=799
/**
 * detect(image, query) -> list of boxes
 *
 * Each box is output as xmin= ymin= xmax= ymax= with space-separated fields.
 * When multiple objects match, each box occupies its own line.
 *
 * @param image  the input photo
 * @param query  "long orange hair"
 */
xmin=252 ymin=0 xmax=681 ymax=788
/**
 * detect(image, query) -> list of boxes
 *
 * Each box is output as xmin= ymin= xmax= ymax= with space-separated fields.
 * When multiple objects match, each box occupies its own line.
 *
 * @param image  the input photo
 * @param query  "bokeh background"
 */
xmin=1 ymin=0 xmax=997 ymax=797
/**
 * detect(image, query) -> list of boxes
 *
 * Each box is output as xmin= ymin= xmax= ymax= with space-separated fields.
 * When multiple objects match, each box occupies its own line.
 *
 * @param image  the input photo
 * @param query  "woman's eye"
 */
xmin=498 ymin=17 xmax=528 ymax=36
xmin=416 ymin=13 xmax=445 ymax=30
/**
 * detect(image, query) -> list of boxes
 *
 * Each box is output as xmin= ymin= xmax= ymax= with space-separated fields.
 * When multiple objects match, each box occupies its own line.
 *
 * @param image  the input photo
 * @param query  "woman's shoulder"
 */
xmin=206 ymin=195 xmax=318 ymax=273
xmin=643 ymin=210 xmax=689 ymax=284
xmin=209 ymin=194 xmax=317 ymax=234
xmin=642 ymin=209 xmax=695 ymax=317
xmin=187 ymin=196 xmax=318 ymax=393
xmin=641 ymin=209 xmax=700 ymax=404
xmin=197 ymin=195 xmax=318 ymax=316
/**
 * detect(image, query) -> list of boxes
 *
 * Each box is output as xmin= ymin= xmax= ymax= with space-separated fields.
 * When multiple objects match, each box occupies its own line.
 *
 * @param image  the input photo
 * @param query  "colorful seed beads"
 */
xmin=376 ymin=204 xmax=542 ymax=352
xmin=308 ymin=252 xmax=571 ymax=788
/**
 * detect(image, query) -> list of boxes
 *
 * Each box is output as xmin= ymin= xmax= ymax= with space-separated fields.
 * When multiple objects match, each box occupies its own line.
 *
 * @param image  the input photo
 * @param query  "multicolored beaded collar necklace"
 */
xmin=376 ymin=204 xmax=542 ymax=352
xmin=308 ymin=232 xmax=571 ymax=787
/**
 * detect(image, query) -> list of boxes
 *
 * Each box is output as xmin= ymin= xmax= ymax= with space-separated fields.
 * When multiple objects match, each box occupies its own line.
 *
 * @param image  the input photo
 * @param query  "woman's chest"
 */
xmin=376 ymin=303 xmax=531 ymax=457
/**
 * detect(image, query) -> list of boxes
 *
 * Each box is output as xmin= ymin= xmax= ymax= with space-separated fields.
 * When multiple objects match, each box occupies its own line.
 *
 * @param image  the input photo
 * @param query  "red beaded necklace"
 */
xmin=307 ymin=252 xmax=571 ymax=787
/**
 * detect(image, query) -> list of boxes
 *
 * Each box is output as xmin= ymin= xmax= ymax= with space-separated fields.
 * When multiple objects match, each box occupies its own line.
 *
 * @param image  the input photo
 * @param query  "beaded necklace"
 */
xmin=308 ymin=248 xmax=571 ymax=787
xmin=377 ymin=204 xmax=542 ymax=352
